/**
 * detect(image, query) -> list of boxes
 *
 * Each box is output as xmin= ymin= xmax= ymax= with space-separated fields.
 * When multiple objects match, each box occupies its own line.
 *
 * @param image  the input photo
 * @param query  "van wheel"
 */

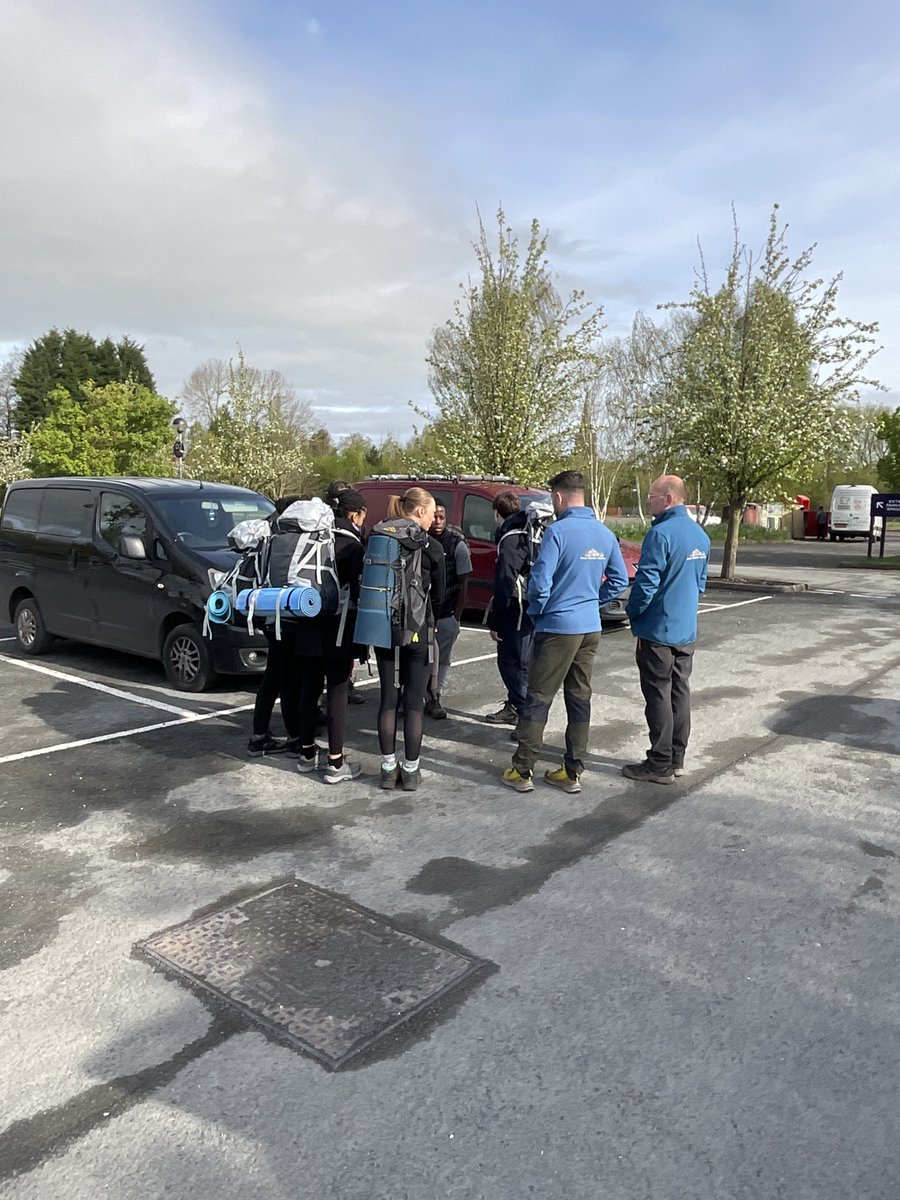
xmin=162 ymin=624 xmax=218 ymax=692
xmin=14 ymin=597 xmax=54 ymax=655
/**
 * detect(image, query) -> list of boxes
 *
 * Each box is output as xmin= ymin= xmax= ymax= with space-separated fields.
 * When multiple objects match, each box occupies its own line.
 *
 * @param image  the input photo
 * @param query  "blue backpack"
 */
xmin=353 ymin=517 xmax=429 ymax=651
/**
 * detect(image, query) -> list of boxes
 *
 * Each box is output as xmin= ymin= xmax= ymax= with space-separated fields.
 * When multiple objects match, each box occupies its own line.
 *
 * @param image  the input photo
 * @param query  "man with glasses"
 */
xmin=623 ymin=475 xmax=710 ymax=784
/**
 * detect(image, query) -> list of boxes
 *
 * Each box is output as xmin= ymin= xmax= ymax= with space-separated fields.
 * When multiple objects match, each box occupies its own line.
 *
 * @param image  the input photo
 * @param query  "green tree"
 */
xmin=0 ymin=434 xmax=31 ymax=498
xmin=876 ymin=408 xmax=900 ymax=490
xmin=14 ymin=329 xmax=156 ymax=429
xmin=655 ymin=207 xmax=881 ymax=578
xmin=28 ymin=381 xmax=174 ymax=477
xmin=421 ymin=208 xmax=605 ymax=484
xmin=184 ymin=350 xmax=311 ymax=497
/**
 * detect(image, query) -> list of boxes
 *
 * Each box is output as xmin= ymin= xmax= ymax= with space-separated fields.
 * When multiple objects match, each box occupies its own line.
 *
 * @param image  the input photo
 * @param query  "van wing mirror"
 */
xmin=119 ymin=535 xmax=147 ymax=560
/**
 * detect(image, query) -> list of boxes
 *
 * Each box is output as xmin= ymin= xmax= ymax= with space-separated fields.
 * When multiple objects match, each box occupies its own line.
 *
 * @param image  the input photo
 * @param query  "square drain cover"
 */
xmin=136 ymin=880 xmax=489 ymax=1070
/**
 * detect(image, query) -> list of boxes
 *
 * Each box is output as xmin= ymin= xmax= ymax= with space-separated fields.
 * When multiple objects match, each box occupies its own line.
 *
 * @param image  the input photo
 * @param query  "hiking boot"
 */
xmin=621 ymin=761 xmax=675 ymax=785
xmin=544 ymin=765 xmax=582 ymax=794
xmin=501 ymin=767 xmax=534 ymax=793
xmin=425 ymin=694 xmax=447 ymax=720
xmin=400 ymin=766 xmax=421 ymax=791
xmin=347 ymin=682 xmax=365 ymax=706
xmin=673 ymin=763 xmax=685 ymax=778
xmin=295 ymin=751 xmax=319 ymax=774
xmin=485 ymin=702 xmax=518 ymax=726
xmin=380 ymin=764 xmax=401 ymax=790
xmin=323 ymin=759 xmax=362 ymax=784
xmin=248 ymin=734 xmax=288 ymax=757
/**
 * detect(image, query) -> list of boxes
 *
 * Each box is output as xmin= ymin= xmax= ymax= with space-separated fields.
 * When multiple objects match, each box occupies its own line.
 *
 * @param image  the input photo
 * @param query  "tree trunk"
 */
xmin=721 ymin=502 xmax=743 ymax=580
xmin=635 ymin=472 xmax=645 ymax=523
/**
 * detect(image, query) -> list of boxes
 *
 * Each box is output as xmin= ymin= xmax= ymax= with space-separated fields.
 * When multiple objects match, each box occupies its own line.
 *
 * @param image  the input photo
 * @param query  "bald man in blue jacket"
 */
xmin=624 ymin=475 xmax=710 ymax=784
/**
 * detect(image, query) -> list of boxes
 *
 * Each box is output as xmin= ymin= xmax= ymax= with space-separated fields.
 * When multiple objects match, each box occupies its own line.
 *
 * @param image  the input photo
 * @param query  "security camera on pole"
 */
xmin=172 ymin=416 xmax=187 ymax=479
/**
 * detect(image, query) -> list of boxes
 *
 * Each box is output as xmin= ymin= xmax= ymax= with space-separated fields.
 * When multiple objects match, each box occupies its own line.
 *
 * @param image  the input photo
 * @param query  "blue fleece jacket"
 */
xmin=526 ymin=507 xmax=629 ymax=634
xmin=626 ymin=505 xmax=710 ymax=645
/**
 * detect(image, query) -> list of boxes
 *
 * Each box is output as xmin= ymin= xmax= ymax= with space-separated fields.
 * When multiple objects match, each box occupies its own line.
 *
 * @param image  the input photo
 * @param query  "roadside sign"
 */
xmin=868 ymin=493 xmax=900 ymax=559
xmin=870 ymin=493 xmax=900 ymax=517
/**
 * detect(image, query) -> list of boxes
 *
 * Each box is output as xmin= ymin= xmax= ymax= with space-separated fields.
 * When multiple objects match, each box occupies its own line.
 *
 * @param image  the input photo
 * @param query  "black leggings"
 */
xmin=297 ymin=656 xmax=353 ymax=756
xmin=253 ymin=633 xmax=300 ymax=738
xmin=375 ymin=643 xmax=431 ymax=761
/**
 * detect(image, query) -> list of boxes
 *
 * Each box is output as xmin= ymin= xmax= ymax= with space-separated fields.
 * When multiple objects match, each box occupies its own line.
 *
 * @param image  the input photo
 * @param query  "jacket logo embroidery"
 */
xmin=580 ymin=548 xmax=607 ymax=561
xmin=686 ymin=548 xmax=707 ymax=561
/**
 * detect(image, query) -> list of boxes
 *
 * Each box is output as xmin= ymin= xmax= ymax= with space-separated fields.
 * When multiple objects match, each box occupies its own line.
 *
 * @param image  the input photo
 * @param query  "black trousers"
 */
xmin=252 ymin=630 xmax=300 ymax=738
xmin=635 ymin=639 xmax=695 ymax=770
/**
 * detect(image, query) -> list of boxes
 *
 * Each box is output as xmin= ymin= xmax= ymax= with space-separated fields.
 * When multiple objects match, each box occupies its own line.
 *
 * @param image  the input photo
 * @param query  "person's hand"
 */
xmin=490 ymin=630 xmax=501 ymax=643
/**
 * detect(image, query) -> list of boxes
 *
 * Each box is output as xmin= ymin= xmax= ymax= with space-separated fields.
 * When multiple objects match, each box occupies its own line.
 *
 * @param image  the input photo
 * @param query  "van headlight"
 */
xmin=207 ymin=568 xmax=227 ymax=590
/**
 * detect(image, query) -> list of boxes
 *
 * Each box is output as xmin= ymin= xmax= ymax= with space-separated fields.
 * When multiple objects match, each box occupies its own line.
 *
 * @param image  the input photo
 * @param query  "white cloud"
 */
xmin=0 ymin=0 xmax=466 ymax=439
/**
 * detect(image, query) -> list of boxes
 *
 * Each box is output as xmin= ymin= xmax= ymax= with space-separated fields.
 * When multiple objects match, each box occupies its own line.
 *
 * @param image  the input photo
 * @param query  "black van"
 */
xmin=0 ymin=477 xmax=275 ymax=691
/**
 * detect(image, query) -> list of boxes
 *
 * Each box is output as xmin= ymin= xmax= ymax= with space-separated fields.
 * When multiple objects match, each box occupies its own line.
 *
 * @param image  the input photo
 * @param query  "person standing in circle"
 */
xmin=426 ymin=503 xmax=472 ymax=719
xmin=293 ymin=490 xmax=369 ymax=783
xmin=373 ymin=488 xmax=445 ymax=792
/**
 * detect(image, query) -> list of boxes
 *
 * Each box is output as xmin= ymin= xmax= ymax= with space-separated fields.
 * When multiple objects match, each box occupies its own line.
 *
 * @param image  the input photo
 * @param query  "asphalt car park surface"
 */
xmin=1 ymin=543 xmax=899 ymax=1200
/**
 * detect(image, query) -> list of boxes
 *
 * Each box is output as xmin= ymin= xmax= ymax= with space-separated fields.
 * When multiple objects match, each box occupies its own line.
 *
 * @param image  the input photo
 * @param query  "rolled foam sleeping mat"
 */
xmin=235 ymin=586 xmax=322 ymax=618
xmin=287 ymin=586 xmax=322 ymax=617
xmin=206 ymin=590 xmax=233 ymax=623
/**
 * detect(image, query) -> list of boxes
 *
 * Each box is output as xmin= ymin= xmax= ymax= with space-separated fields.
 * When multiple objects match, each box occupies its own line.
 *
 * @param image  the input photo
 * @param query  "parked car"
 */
xmin=353 ymin=475 xmax=640 ymax=623
xmin=0 ymin=477 xmax=276 ymax=691
xmin=828 ymin=484 xmax=881 ymax=541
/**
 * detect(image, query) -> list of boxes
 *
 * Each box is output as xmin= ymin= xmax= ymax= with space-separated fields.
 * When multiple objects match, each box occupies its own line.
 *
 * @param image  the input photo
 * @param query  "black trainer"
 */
xmin=347 ymin=682 xmax=365 ymax=706
xmin=247 ymin=734 xmax=288 ymax=757
xmin=425 ymin=694 xmax=447 ymax=720
xmin=484 ymin=702 xmax=517 ymax=725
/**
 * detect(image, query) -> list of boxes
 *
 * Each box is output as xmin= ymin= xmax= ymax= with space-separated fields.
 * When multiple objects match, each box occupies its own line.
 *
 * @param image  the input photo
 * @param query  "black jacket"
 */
xmin=423 ymin=533 xmax=447 ymax=624
xmin=488 ymin=510 xmax=531 ymax=632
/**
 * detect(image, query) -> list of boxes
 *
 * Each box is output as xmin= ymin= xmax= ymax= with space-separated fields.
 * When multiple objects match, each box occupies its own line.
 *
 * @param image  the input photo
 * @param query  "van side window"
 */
xmin=462 ymin=495 xmax=495 ymax=542
xmin=99 ymin=493 xmax=148 ymax=550
xmin=38 ymin=488 xmax=92 ymax=538
xmin=1 ymin=488 xmax=43 ymax=532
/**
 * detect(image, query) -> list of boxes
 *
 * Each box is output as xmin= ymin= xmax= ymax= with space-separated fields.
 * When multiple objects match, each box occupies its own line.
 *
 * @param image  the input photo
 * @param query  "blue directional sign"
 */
xmin=871 ymin=493 xmax=900 ymax=517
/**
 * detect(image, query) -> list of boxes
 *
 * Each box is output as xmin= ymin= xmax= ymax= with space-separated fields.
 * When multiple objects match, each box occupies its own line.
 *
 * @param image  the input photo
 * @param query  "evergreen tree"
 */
xmin=13 ymin=328 xmax=156 ymax=429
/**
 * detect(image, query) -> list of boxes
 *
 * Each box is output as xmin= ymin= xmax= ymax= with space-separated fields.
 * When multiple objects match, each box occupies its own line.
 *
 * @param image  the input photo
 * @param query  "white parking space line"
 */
xmin=0 ymin=703 xmax=255 ymax=766
xmin=698 ymin=595 xmax=773 ymax=612
xmin=0 ymin=637 xmax=16 ymax=642
xmin=0 ymin=654 xmax=196 ymax=718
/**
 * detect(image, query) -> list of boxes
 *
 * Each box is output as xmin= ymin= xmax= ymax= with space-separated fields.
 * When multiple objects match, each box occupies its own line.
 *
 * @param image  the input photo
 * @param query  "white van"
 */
xmin=829 ymin=484 xmax=881 ymax=541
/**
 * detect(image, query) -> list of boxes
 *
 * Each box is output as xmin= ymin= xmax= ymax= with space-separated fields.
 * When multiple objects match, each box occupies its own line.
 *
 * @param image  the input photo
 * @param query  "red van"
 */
xmin=353 ymin=475 xmax=638 ymax=623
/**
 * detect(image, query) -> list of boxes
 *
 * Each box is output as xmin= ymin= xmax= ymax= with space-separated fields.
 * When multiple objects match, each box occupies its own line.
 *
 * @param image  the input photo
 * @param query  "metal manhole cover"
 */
xmin=135 ymin=880 xmax=490 ymax=1070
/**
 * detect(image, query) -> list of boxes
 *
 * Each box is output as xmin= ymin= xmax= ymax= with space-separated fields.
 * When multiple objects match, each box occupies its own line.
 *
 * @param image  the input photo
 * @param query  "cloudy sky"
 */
xmin=1 ymin=0 xmax=897 ymax=439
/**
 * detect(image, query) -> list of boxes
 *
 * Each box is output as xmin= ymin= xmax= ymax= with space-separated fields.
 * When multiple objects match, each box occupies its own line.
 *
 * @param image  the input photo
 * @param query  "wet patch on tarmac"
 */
xmin=859 ymin=840 xmax=896 ymax=859
xmin=0 ymin=845 xmax=98 ymax=970
xmin=0 ymin=1010 xmax=243 ymax=1183
xmin=770 ymin=694 xmax=900 ymax=755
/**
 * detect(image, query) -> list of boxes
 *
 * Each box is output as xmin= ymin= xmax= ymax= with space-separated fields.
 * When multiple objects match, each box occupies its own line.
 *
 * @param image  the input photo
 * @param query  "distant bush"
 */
xmin=609 ymin=520 xmax=791 ymax=544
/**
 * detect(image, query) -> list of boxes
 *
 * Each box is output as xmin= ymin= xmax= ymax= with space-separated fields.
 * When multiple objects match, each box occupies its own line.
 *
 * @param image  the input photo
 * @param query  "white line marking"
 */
xmin=0 ymin=703 xmax=254 ymax=765
xmin=0 ymin=637 xmax=16 ymax=642
xmin=702 ymin=595 xmax=773 ymax=611
xmin=810 ymin=589 xmax=843 ymax=595
xmin=0 ymin=653 xmax=195 ymax=717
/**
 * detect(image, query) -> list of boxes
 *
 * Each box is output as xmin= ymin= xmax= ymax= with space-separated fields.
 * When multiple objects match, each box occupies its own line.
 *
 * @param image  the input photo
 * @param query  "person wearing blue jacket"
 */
xmin=502 ymin=470 xmax=629 ymax=794
xmin=623 ymin=475 xmax=710 ymax=784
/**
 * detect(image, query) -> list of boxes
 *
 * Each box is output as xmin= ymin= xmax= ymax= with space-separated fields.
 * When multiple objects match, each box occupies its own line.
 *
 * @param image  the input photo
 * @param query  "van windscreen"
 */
xmin=153 ymin=494 xmax=275 ymax=549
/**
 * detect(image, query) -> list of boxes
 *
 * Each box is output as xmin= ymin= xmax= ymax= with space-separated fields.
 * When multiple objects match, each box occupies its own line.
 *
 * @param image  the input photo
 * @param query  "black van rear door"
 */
xmin=33 ymin=487 xmax=97 ymax=640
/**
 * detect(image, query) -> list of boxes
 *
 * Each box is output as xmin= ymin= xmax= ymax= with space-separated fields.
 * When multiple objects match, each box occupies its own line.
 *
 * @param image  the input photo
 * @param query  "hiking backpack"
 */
xmin=353 ymin=517 xmax=430 ymax=653
xmin=234 ymin=499 xmax=342 ymax=638
xmin=497 ymin=499 xmax=556 ymax=628
xmin=203 ymin=518 xmax=272 ymax=636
